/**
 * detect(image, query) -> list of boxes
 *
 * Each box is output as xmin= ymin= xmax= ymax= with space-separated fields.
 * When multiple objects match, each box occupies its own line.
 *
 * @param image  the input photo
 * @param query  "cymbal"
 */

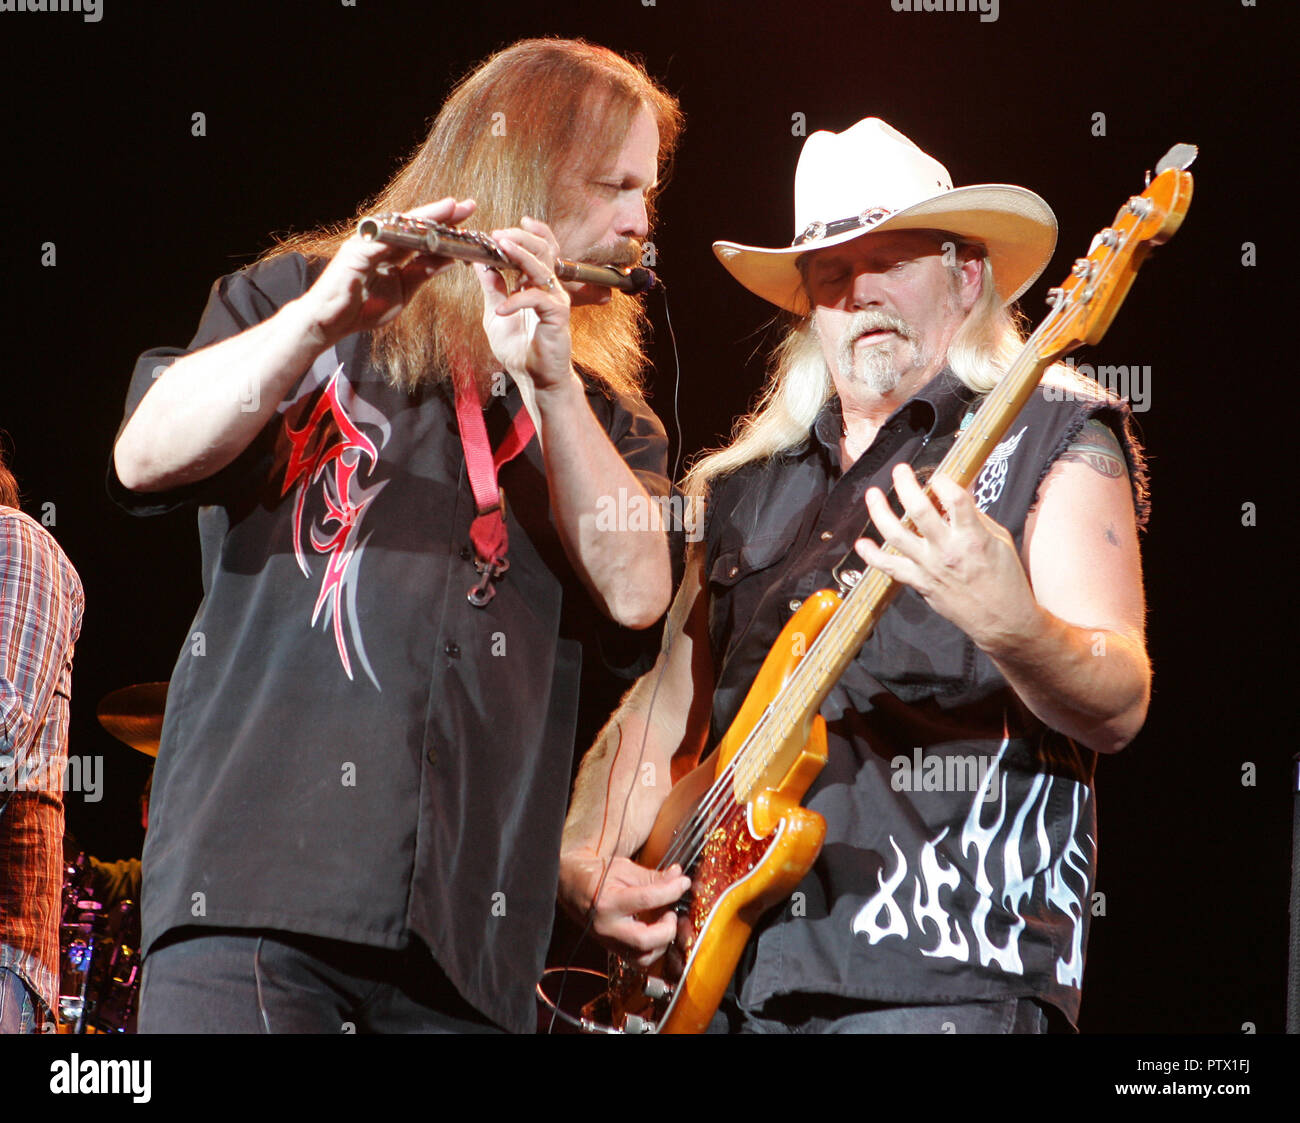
xmin=96 ymin=682 xmax=169 ymax=757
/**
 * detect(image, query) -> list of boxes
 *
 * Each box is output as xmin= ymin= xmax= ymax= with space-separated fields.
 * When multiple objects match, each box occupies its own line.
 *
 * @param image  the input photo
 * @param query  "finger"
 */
xmin=930 ymin=472 xmax=981 ymax=533
xmin=607 ymin=875 xmax=690 ymax=915
xmin=382 ymin=256 xmax=453 ymax=312
xmin=855 ymin=536 xmax=928 ymax=593
xmin=494 ymin=235 xmax=560 ymax=291
xmin=473 ymin=262 xmax=509 ymax=311
xmin=892 ymin=463 xmax=948 ymax=540
xmin=494 ymin=223 xmax=555 ymax=266
xmin=608 ymin=912 xmax=678 ymax=962
xmin=514 ymin=218 xmax=607 ymax=305
xmin=611 ymin=910 xmax=678 ymax=953
xmin=493 ymin=283 xmax=569 ymax=322
xmin=865 ymin=486 xmax=920 ymax=558
xmin=341 ymin=237 xmax=420 ymax=284
xmin=397 ymin=252 xmax=453 ymax=287
xmin=518 ymin=214 xmax=559 ymax=250
xmin=337 ymin=230 xmax=404 ymax=272
xmin=409 ymin=196 xmax=477 ymax=225
xmin=518 ymin=217 xmax=563 ymax=271
xmin=634 ymin=914 xmax=679 ymax=966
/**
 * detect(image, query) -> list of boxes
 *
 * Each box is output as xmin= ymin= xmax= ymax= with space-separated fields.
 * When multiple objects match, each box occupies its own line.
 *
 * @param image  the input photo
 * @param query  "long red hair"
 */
xmin=0 ymin=437 xmax=19 ymax=508
xmin=268 ymin=38 xmax=682 ymax=398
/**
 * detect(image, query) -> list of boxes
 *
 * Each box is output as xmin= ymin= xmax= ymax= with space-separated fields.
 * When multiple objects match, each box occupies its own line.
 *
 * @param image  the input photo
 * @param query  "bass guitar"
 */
xmin=593 ymin=143 xmax=1195 ymax=1034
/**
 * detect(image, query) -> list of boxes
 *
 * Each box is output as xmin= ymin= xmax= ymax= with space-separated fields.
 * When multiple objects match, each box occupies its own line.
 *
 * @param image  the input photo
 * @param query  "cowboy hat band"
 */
xmin=793 ymin=208 xmax=898 ymax=246
xmin=712 ymin=117 xmax=1058 ymax=315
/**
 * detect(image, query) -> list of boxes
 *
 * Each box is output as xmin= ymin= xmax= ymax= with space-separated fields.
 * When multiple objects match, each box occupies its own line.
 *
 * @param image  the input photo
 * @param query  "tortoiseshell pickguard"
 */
xmin=679 ymin=804 xmax=773 ymax=962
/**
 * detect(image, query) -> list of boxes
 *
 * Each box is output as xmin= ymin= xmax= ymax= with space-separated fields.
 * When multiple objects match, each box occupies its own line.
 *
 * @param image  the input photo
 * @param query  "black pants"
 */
xmin=711 ymin=992 xmax=1055 ymax=1034
xmin=138 ymin=928 xmax=502 ymax=1034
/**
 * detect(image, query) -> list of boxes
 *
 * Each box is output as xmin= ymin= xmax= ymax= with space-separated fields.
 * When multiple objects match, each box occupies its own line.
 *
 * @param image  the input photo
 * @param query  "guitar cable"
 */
xmin=543 ymin=280 xmax=685 ymax=1034
xmin=541 ymin=627 xmax=679 ymax=1034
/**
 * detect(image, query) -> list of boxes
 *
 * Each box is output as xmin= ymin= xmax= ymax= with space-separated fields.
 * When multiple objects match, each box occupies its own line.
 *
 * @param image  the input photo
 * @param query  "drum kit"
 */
xmin=55 ymin=682 xmax=165 ymax=1034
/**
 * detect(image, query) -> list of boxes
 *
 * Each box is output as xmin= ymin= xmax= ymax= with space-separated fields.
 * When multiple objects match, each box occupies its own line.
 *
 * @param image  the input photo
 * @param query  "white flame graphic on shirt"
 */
xmin=852 ymin=735 xmax=1093 ymax=985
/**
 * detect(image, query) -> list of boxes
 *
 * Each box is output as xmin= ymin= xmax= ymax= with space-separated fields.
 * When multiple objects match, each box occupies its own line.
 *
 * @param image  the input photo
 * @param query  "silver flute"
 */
xmin=357 ymin=212 xmax=658 ymax=294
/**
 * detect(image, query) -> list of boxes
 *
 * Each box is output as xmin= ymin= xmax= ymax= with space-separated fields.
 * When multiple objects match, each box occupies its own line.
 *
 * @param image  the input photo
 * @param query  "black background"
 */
xmin=0 ymin=0 xmax=1291 ymax=1034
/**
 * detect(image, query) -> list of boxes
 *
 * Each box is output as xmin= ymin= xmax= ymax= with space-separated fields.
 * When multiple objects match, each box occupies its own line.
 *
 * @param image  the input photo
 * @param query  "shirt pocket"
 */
xmin=706 ymin=534 xmax=796 ymax=671
xmin=707 ymin=534 xmax=792 ymax=591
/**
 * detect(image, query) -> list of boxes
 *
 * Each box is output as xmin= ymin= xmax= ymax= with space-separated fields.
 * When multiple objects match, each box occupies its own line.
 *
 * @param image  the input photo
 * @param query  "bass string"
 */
xmin=653 ymin=562 xmax=891 ymax=872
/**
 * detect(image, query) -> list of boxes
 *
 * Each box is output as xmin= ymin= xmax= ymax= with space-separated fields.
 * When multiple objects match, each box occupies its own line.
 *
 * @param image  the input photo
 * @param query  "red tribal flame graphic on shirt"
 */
xmin=280 ymin=363 xmax=388 ymax=689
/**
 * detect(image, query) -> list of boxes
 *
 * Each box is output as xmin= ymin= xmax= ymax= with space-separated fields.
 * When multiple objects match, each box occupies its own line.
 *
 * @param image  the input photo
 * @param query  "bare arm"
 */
xmin=532 ymin=375 xmax=672 ymax=629
xmin=559 ymin=545 xmax=713 ymax=964
xmin=1006 ymin=421 xmax=1150 ymax=751
xmin=857 ymin=420 xmax=1149 ymax=754
xmin=113 ymin=197 xmax=477 ymax=493
xmin=476 ymin=220 xmax=671 ymax=629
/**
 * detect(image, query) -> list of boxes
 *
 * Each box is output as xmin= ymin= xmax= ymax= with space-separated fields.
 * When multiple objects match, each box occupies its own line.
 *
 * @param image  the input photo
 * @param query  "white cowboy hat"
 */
xmin=712 ymin=117 xmax=1057 ymax=315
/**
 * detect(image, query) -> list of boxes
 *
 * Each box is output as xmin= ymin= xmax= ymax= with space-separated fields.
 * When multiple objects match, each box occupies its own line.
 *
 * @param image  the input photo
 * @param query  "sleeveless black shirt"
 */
xmin=703 ymin=365 xmax=1147 ymax=1027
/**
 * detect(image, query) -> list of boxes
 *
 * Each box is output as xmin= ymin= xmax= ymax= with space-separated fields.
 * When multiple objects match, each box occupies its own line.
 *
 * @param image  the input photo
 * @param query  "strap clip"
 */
xmin=467 ymin=556 xmax=510 ymax=607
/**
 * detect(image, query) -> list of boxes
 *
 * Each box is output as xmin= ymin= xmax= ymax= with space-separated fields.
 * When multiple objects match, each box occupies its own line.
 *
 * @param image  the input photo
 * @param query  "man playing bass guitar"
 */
xmin=559 ymin=118 xmax=1151 ymax=1034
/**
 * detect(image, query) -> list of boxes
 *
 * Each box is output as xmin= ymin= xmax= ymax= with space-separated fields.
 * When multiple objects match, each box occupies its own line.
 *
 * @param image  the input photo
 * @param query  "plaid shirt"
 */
xmin=0 ymin=507 xmax=83 ymax=1019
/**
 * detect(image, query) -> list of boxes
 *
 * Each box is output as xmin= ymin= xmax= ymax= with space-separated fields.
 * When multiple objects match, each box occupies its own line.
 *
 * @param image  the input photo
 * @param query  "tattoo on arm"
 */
xmin=1058 ymin=418 xmax=1127 ymax=480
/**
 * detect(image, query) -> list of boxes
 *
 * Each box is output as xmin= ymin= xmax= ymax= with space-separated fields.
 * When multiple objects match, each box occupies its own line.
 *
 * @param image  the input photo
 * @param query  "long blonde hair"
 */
xmin=684 ymin=254 xmax=1029 ymax=494
xmin=265 ymin=39 xmax=682 ymax=398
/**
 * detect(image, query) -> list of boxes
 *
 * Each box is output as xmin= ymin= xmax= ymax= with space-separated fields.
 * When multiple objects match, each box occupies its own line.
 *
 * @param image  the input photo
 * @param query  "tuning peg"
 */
xmin=1089 ymin=228 xmax=1120 ymax=254
xmin=1155 ymin=143 xmax=1198 ymax=174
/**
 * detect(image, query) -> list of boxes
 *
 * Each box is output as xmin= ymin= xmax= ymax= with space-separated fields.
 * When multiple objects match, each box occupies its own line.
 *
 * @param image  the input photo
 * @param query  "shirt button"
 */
xmin=459 ymin=546 xmax=473 ymax=561
xmin=727 ymin=566 xmax=739 ymax=578
xmin=444 ymin=641 xmax=460 ymax=658
xmin=426 ymin=747 xmax=438 ymax=766
xmin=789 ymin=598 xmax=802 ymax=612
xmin=820 ymin=531 xmax=833 ymax=541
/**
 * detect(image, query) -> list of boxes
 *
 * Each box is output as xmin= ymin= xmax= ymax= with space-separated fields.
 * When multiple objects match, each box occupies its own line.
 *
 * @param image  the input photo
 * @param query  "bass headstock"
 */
xmin=1035 ymin=143 xmax=1195 ymax=361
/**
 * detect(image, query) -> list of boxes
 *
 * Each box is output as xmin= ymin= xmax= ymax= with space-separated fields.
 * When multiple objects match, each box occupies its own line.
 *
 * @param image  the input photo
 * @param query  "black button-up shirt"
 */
xmin=703 ymin=368 xmax=1146 ymax=1026
xmin=109 ymin=253 xmax=670 ymax=1033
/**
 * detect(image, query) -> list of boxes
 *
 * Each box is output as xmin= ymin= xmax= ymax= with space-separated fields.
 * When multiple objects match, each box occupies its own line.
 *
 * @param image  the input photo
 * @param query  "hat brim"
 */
xmin=713 ymin=184 xmax=1057 ymax=315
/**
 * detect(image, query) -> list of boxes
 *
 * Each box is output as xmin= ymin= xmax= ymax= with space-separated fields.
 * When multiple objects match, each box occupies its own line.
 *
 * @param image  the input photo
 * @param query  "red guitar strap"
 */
xmin=454 ymin=380 xmax=536 ymax=606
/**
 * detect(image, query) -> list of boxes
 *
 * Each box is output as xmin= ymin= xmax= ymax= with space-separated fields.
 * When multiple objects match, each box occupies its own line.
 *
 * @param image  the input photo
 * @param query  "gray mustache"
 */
xmin=841 ymin=311 xmax=917 ymax=345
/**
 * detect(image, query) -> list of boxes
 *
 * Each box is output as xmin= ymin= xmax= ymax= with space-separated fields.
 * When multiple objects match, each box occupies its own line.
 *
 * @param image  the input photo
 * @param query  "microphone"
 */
xmin=357 ymin=212 xmax=658 ymax=295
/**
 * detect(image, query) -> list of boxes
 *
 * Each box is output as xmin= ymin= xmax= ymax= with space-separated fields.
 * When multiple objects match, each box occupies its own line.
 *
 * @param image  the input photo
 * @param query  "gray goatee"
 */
xmin=834 ymin=310 xmax=924 ymax=393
